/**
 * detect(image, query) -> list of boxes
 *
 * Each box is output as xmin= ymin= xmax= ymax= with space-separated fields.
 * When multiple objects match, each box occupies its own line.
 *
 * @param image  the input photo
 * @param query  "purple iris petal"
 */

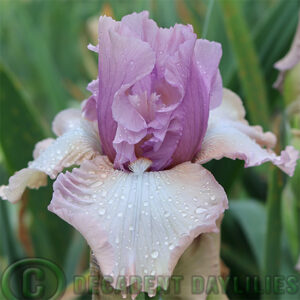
xmin=93 ymin=11 xmax=222 ymax=170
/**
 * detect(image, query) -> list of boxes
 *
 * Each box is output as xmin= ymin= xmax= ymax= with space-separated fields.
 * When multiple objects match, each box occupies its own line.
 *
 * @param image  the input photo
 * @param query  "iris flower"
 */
xmin=1 ymin=11 xmax=299 ymax=299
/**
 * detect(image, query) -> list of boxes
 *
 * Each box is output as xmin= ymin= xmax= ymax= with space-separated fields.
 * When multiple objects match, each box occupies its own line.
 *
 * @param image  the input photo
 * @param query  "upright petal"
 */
xmin=48 ymin=157 xmax=227 ymax=297
xmin=97 ymin=16 xmax=155 ymax=162
xmin=171 ymin=40 xmax=222 ymax=167
xmin=197 ymin=89 xmax=299 ymax=176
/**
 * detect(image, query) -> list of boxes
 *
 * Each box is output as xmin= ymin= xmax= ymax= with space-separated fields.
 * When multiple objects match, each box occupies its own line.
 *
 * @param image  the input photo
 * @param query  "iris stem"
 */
xmin=262 ymin=115 xmax=287 ymax=300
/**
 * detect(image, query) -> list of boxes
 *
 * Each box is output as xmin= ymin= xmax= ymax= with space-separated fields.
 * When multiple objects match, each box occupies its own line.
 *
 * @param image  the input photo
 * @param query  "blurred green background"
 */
xmin=0 ymin=0 xmax=299 ymax=299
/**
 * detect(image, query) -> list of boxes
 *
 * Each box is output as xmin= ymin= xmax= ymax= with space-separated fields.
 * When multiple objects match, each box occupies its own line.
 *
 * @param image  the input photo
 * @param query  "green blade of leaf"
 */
xmin=202 ymin=0 xmax=215 ymax=39
xmin=0 ymin=64 xmax=47 ymax=172
xmin=220 ymin=0 xmax=269 ymax=129
xmin=230 ymin=199 xmax=266 ymax=270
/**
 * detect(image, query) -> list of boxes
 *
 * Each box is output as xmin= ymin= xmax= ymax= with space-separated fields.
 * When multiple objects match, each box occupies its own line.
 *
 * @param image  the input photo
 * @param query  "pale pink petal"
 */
xmin=0 ymin=119 xmax=101 ymax=203
xmin=197 ymin=89 xmax=299 ymax=176
xmin=33 ymin=138 xmax=55 ymax=159
xmin=48 ymin=157 xmax=227 ymax=297
xmin=0 ymin=169 xmax=47 ymax=203
xmin=52 ymin=108 xmax=83 ymax=136
xmin=274 ymin=12 xmax=300 ymax=90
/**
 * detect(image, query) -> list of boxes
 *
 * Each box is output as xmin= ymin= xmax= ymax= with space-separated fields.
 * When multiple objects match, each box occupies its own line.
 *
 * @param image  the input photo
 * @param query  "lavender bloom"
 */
xmin=83 ymin=11 xmax=222 ymax=170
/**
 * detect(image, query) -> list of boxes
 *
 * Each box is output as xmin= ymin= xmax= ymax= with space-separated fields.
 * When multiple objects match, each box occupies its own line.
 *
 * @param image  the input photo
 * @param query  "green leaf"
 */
xmin=230 ymin=199 xmax=266 ymax=270
xmin=152 ymin=0 xmax=179 ymax=27
xmin=63 ymin=232 xmax=88 ymax=284
xmin=0 ymin=64 xmax=47 ymax=172
xmin=202 ymin=0 xmax=215 ymax=39
xmin=0 ymin=64 xmax=74 ymax=265
xmin=220 ymin=0 xmax=269 ymax=129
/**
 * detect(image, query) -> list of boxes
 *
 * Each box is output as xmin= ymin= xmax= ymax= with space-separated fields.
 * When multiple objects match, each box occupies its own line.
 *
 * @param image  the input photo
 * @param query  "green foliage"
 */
xmin=0 ymin=1 xmax=299 ymax=299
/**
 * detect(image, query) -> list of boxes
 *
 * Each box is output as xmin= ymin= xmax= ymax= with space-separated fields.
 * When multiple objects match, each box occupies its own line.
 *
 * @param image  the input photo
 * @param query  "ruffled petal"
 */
xmin=88 ymin=12 xmax=223 ymax=170
xmin=33 ymin=138 xmax=55 ymax=159
xmin=97 ymin=15 xmax=156 ymax=163
xmin=0 ymin=119 xmax=101 ymax=203
xmin=0 ymin=169 xmax=47 ymax=203
xmin=81 ymin=96 xmax=97 ymax=122
xmin=48 ymin=157 xmax=227 ymax=297
xmin=52 ymin=108 xmax=83 ymax=136
xmin=171 ymin=40 xmax=222 ymax=167
xmin=197 ymin=89 xmax=299 ymax=176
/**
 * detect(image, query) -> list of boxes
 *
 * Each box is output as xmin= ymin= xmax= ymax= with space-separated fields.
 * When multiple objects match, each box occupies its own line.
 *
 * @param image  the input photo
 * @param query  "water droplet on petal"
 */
xmin=211 ymin=195 xmax=216 ymax=201
xmin=98 ymin=208 xmax=106 ymax=216
xmin=169 ymin=244 xmax=175 ymax=250
xmin=151 ymin=251 xmax=159 ymax=259
xmin=195 ymin=207 xmax=206 ymax=214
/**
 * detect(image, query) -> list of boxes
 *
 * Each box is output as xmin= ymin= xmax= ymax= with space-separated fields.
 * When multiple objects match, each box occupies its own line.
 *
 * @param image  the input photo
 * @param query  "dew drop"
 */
xmin=100 ymin=173 xmax=107 ymax=179
xmin=98 ymin=208 xmax=106 ymax=216
xmin=129 ymin=225 xmax=134 ymax=231
xmin=128 ymin=203 xmax=133 ymax=208
xmin=164 ymin=211 xmax=170 ymax=217
xmin=211 ymin=195 xmax=216 ymax=201
xmin=117 ymin=212 xmax=123 ymax=217
xmin=101 ymin=190 xmax=107 ymax=197
xmin=151 ymin=251 xmax=159 ymax=259
xmin=169 ymin=244 xmax=175 ymax=250
xmin=144 ymin=202 xmax=149 ymax=207
xmin=195 ymin=207 xmax=206 ymax=214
